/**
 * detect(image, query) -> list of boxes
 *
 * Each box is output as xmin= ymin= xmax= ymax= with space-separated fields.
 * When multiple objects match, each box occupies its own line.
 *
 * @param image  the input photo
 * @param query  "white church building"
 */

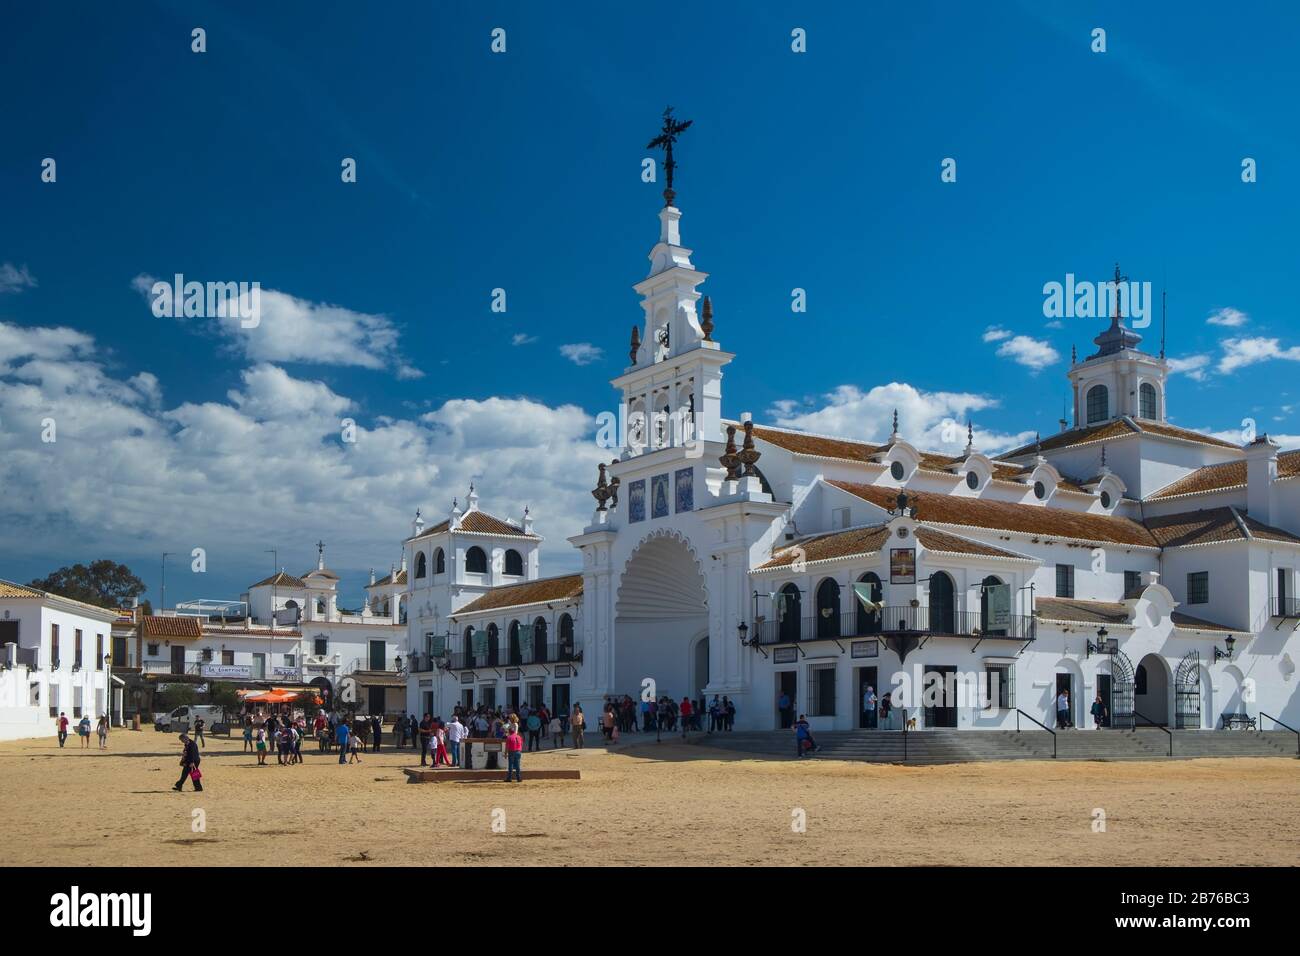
xmin=400 ymin=190 xmax=1300 ymax=734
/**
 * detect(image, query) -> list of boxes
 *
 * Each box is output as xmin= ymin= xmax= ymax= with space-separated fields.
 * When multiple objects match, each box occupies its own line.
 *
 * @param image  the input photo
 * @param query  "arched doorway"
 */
xmin=615 ymin=533 xmax=709 ymax=701
xmin=930 ymin=572 xmax=956 ymax=634
xmin=532 ymin=617 xmax=548 ymax=664
xmin=1135 ymin=653 xmax=1171 ymax=726
xmin=816 ymin=578 xmax=841 ymax=638
xmin=855 ymin=572 xmax=883 ymax=635
xmin=692 ymin=634 xmax=710 ymax=702
xmin=778 ymin=583 xmax=802 ymax=643
xmin=979 ymin=575 xmax=1006 ymax=636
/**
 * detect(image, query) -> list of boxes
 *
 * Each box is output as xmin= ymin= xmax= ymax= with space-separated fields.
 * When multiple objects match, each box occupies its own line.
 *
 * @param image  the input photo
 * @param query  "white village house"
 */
xmin=400 ymin=189 xmax=1300 ymax=735
xmin=0 ymin=582 xmax=119 ymax=741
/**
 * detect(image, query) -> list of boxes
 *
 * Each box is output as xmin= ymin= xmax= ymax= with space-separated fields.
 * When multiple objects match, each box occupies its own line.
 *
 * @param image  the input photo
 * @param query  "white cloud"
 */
xmin=994 ymin=335 xmax=1060 ymax=371
xmin=766 ymin=382 xmax=1034 ymax=456
xmin=0 ymin=322 xmax=606 ymax=598
xmin=1166 ymin=354 xmax=1211 ymax=382
xmin=511 ymin=333 xmax=538 ymax=346
xmin=559 ymin=342 xmax=603 ymax=366
xmin=0 ymin=263 xmax=37 ymax=293
xmin=1218 ymin=337 xmax=1300 ymax=374
xmin=1206 ymin=307 xmax=1248 ymax=328
xmin=982 ymin=326 xmax=1013 ymax=342
xmin=1044 ymin=319 xmax=1065 ymax=330
xmin=131 ymin=274 xmax=422 ymax=379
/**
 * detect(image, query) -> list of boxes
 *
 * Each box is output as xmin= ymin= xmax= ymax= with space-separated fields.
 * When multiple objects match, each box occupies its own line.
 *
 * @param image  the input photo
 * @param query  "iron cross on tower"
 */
xmin=647 ymin=106 xmax=693 ymax=207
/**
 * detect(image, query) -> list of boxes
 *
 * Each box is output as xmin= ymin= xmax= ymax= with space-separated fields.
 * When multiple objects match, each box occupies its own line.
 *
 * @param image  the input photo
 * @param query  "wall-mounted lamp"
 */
xmin=737 ymin=622 xmax=751 ymax=646
xmin=1213 ymin=635 xmax=1236 ymax=662
xmin=1086 ymin=626 xmax=1117 ymax=658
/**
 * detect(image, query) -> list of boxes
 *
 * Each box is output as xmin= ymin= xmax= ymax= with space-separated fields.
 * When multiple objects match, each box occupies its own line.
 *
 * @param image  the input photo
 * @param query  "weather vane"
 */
xmin=647 ymin=106 xmax=692 ymax=207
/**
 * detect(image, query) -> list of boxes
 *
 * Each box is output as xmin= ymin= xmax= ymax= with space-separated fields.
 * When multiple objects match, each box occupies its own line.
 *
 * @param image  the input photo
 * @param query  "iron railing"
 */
xmin=1133 ymin=708 xmax=1173 ymax=756
xmin=1015 ymin=708 xmax=1057 ymax=759
xmin=752 ymin=606 xmax=1036 ymax=645
xmin=442 ymin=642 xmax=581 ymax=670
xmin=1272 ymin=596 xmax=1300 ymax=618
xmin=1260 ymin=712 xmax=1300 ymax=758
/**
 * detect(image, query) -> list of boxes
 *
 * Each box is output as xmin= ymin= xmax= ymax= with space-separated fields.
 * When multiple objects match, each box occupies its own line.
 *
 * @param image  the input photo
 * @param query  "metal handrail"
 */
xmin=753 ymin=606 xmax=1036 ymax=645
xmin=1260 ymin=712 xmax=1300 ymax=758
xmin=902 ymin=708 xmax=908 ymax=761
xmin=1014 ymin=708 xmax=1057 ymax=758
xmin=1133 ymin=708 xmax=1173 ymax=756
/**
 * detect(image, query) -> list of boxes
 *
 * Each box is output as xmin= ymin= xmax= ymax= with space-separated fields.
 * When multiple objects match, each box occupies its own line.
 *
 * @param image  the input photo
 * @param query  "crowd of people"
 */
xmin=54 ymin=711 xmax=110 ymax=750
xmin=597 ymin=694 xmax=738 ymax=738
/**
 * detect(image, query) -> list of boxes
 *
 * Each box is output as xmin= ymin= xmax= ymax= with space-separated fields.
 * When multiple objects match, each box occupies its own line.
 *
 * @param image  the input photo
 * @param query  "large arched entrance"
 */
xmin=1135 ymin=653 xmax=1172 ymax=726
xmin=615 ymin=532 xmax=709 ymax=702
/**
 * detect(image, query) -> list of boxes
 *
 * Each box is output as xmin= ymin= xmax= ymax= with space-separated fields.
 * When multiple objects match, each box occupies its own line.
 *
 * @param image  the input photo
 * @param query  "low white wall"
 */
xmin=0 ymin=705 xmax=49 ymax=741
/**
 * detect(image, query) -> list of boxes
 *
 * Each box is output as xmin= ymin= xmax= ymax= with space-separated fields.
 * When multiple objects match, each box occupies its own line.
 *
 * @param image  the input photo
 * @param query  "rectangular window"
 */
xmin=252 ymin=653 xmax=266 ymax=679
xmin=221 ymin=649 xmax=234 ymax=666
xmin=832 ymin=507 xmax=851 ymax=529
xmin=147 ymin=643 xmax=160 ymax=657
xmin=201 ymin=648 xmax=213 ymax=662
xmin=1187 ymin=571 xmax=1209 ymax=605
xmin=284 ymin=654 xmax=295 ymax=667
xmin=1055 ymin=564 xmax=1075 ymax=599
xmin=809 ymin=663 xmax=837 ymax=717
xmin=983 ymin=664 xmax=1015 ymax=709
xmin=51 ymin=623 xmax=60 ymax=668
xmin=96 ymin=634 xmax=103 ymax=670
xmin=74 ymin=629 xmax=83 ymax=669
xmin=1124 ymin=570 xmax=1143 ymax=598
xmin=314 ymin=637 xmax=328 ymax=656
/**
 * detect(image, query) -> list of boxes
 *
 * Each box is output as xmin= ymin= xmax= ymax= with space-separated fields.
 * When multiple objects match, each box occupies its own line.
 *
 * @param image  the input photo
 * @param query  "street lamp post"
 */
xmin=160 ymin=552 xmax=173 ymax=613
xmin=265 ymin=548 xmax=277 ymax=684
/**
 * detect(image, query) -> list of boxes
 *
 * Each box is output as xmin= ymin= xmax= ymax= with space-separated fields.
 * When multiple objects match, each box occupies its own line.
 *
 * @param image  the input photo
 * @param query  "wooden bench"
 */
xmin=1220 ymin=713 xmax=1257 ymax=730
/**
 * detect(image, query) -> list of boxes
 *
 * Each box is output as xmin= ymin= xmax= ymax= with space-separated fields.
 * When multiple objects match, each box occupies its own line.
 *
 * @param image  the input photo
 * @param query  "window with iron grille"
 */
xmin=1124 ymin=570 xmax=1143 ymax=598
xmin=201 ymin=648 xmax=213 ymax=662
xmin=147 ymin=643 xmax=160 ymax=656
xmin=1056 ymin=564 xmax=1075 ymax=598
xmin=983 ymin=664 xmax=1015 ymax=709
xmin=809 ymin=663 xmax=837 ymax=717
xmin=1187 ymin=571 xmax=1209 ymax=605
xmin=314 ymin=638 xmax=328 ymax=656
xmin=1139 ymin=383 xmax=1157 ymax=419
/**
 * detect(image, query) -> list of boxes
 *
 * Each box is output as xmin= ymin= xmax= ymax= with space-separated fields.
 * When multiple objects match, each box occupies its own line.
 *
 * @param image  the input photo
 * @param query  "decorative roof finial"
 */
xmin=739 ymin=420 xmax=761 ymax=477
xmin=1034 ymin=432 xmax=1042 ymax=456
xmin=965 ymin=418 xmax=974 ymax=454
xmin=1101 ymin=444 xmax=1108 ymax=468
xmin=629 ymin=325 xmax=641 ymax=364
xmin=720 ymin=425 xmax=741 ymax=481
xmin=891 ymin=408 xmax=899 ymax=437
xmin=646 ymin=106 xmax=693 ymax=207
xmin=700 ymin=296 xmax=714 ymax=341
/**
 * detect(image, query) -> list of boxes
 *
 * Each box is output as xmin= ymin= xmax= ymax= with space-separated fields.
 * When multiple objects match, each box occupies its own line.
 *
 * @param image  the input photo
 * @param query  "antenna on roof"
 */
xmin=1160 ymin=282 xmax=1167 ymax=359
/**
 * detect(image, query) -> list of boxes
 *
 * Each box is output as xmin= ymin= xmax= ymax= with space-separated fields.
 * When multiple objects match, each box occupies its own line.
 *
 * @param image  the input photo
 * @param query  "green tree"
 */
xmin=156 ymin=683 xmax=197 ymax=710
xmin=30 ymin=560 xmax=148 ymax=610
xmin=207 ymin=681 xmax=241 ymax=719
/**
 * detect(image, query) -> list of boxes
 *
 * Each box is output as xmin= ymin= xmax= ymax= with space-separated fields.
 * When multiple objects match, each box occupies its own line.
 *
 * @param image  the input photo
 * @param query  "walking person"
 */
xmin=549 ymin=712 xmax=564 ymax=748
xmin=57 ymin=711 xmax=69 ymax=747
xmin=504 ymin=723 xmax=524 ymax=783
xmin=525 ymin=710 xmax=542 ymax=752
xmin=1056 ymin=687 xmax=1072 ymax=729
xmin=447 ymin=714 xmax=465 ymax=767
xmin=78 ymin=714 xmax=91 ymax=748
xmin=336 ymin=719 xmax=350 ymax=765
xmin=255 ymin=725 xmax=268 ymax=765
xmin=96 ymin=714 xmax=109 ymax=749
xmin=193 ymin=715 xmax=206 ymax=749
xmin=418 ymin=713 xmax=434 ymax=766
xmin=862 ymin=685 xmax=878 ymax=729
xmin=570 ymin=704 xmax=585 ymax=748
xmin=1091 ymin=693 xmax=1108 ymax=730
xmin=173 ymin=732 xmax=203 ymax=791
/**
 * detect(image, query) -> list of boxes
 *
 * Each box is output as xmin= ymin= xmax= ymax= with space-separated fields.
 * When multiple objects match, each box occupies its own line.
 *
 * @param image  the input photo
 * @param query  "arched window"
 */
xmin=487 ymin=623 xmax=499 ymax=666
xmin=434 ymin=548 xmax=445 ymax=575
xmin=532 ymin=616 xmax=548 ymax=664
xmin=855 ymin=572 xmax=883 ymax=635
xmin=316 ymin=598 xmax=326 ymax=615
xmin=778 ymin=583 xmax=802 ymax=643
xmin=465 ymin=546 xmax=487 ymax=574
xmin=504 ymin=549 xmax=524 ymax=576
xmin=1139 ymin=382 xmax=1157 ymax=419
xmin=816 ymin=578 xmax=841 ymax=638
xmin=930 ymin=572 xmax=956 ymax=634
xmin=415 ymin=551 xmax=427 ymax=579
xmin=462 ymin=625 xmax=474 ymax=662
xmin=559 ymin=613 xmax=575 ymax=660
xmin=979 ymin=575 xmax=1006 ymax=637
xmin=1086 ymin=385 xmax=1109 ymax=424
xmin=1135 ymin=663 xmax=1148 ymax=696
xmin=508 ymin=620 xmax=522 ymax=665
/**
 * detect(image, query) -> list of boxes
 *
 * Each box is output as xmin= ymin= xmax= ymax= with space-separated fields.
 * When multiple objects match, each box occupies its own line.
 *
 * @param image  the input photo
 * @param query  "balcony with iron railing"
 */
xmin=1272 ymin=595 xmax=1300 ymax=619
xmin=751 ymin=606 xmax=1036 ymax=646
xmin=437 ymin=641 xmax=582 ymax=671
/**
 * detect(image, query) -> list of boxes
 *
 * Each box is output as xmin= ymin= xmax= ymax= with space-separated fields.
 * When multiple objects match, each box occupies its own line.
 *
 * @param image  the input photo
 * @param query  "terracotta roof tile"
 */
xmin=913 ymin=527 xmax=1032 ymax=559
xmin=750 ymin=426 xmax=882 ymax=462
xmin=1148 ymin=449 xmax=1300 ymax=500
xmin=1170 ymin=611 xmax=1236 ymax=633
xmin=453 ymin=574 xmax=583 ymax=616
xmin=758 ymin=526 xmax=892 ymax=569
xmin=415 ymin=510 xmax=537 ymax=539
xmin=0 ymin=580 xmax=46 ymax=599
xmin=1143 ymin=507 xmax=1300 ymax=547
xmin=1000 ymin=418 xmax=1238 ymax=460
xmin=251 ymin=571 xmax=307 ymax=589
xmin=141 ymin=615 xmax=204 ymax=641
xmin=1036 ymin=597 xmax=1131 ymax=625
xmin=828 ymin=481 xmax=1158 ymax=547
xmin=368 ymin=570 xmax=408 ymax=588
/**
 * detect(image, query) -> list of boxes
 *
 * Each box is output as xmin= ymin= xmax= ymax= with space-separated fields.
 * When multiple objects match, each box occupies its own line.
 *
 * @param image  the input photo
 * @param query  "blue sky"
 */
xmin=3 ymin=1 xmax=1300 ymax=606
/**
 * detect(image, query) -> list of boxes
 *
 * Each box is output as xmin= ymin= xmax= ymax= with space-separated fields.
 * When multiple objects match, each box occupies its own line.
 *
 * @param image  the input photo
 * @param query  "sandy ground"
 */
xmin=0 ymin=728 xmax=1296 ymax=866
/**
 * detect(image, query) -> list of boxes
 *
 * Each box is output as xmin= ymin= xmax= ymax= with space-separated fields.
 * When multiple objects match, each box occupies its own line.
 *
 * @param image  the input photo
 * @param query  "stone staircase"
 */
xmin=690 ymin=728 xmax=1299 ymax=764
